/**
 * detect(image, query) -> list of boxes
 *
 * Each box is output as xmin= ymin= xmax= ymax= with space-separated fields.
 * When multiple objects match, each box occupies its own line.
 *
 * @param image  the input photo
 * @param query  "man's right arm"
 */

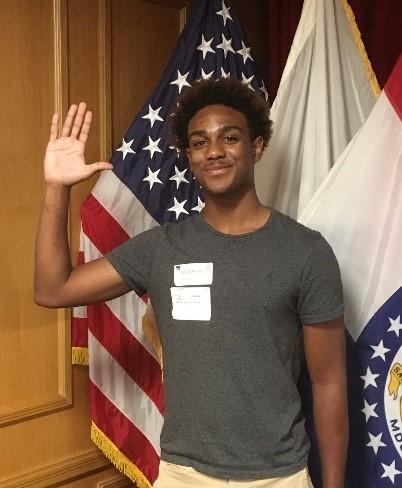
xmin=34 ymin=102 xmax=129 ymax=308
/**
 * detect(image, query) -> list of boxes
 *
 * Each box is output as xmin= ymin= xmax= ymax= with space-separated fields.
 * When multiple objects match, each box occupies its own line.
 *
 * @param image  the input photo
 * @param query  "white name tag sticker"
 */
xmin=170 ymin=287 xmax=211 ymax=321
xmin=174 ymin=262 xmax=213 ymax=286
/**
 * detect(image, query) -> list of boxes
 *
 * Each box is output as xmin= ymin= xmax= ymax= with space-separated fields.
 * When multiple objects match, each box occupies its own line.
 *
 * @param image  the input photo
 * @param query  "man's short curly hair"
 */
xmin=170 ymin=78 xmax=273 ymax=151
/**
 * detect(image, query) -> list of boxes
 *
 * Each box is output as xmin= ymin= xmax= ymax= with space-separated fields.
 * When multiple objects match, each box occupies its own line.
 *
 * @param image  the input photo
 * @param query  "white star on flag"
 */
xmin=170 ymin=69 xmax=191 ymax=93
xmin=169 ymin=166 xmax=189 ymax=189
xmin=201 ymin=69 xmax=214 ymax=80
xmin=143 ymin=136 xmax=163 ymax=159
xmin=220 ymin=67 xmax=229 ymax=78
xmin=168 ymin=197 xmax=189 ymax=219
xmin=259 ymin=82 xmax=269 ymax=101
xmin=370 ymin=340 xmax=391 ymax=361
xmin=216 ymin=0 xmax=232 ymax=26
xmin=142 ymin=105 xmax=163 ymax=127
xmin=191 ymin=197 xmax=205 ymax=213
xmin=381 ymin=461 xmax=402 ymax=484
xmin=237 ymin=41 xmax=253 ymax=63
xmin=360 ymin=367 xmax=380 ymax=389
xmin=116 ymin=138 xmax=135 ymax=160
xmin=366 ymin=432 xmax=386 ymax=455
xmin=142 ymin=167 xmax=163 ymax=190
xmin=241 ymin=73 xmax=255 ymax=90
xmin=216 ymin=34 xmax=235 ymax=58
xmin=361 ymin=400 xmax=379 ymax=422
xmin=387 ymin=315 xmax=402 ymax=337
xmin=197 ymin=34 xmax=215 ymax=59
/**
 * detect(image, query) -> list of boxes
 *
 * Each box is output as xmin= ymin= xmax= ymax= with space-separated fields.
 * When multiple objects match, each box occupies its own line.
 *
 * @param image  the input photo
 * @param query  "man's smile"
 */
xmin=204 ymin=163 xmax=233 ymax=175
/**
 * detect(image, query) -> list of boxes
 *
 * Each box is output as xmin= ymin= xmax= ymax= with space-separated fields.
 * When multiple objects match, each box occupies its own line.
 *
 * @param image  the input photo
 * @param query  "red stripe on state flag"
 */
xmin=384 ymin=54 xmax=402 ymax=120
xmin=81 ymin=194 xmax=130 ymax=255
xmin=90 ymin=382 xmax=160 ymax=484
xmin=88 ymin=302 xmax=164 ymax=414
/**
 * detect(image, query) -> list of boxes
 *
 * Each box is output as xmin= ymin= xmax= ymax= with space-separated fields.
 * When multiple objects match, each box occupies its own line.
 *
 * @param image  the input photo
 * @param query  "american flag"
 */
xmin=72 ymin=1 xmax=268 ymax=485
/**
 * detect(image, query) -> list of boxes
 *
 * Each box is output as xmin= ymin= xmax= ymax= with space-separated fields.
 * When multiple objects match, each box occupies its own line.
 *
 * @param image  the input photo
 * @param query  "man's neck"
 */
xmin=201 ymin=189 xmax=271 ymax=235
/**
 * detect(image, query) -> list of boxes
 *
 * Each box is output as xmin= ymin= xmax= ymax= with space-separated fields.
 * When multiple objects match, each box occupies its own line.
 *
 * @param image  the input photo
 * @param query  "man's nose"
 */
xmin=206 ymin=140 xmax=225 ymax=159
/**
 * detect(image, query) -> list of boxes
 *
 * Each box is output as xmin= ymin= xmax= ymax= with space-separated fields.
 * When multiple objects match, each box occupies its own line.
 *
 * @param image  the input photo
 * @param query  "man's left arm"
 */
xmin=303 ymin=316 xmax=348 ymax=488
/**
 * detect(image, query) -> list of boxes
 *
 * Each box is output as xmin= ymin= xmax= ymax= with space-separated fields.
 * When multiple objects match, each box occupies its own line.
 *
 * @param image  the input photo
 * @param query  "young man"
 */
xmin=35 ymin=79 xmax=348 ymax=488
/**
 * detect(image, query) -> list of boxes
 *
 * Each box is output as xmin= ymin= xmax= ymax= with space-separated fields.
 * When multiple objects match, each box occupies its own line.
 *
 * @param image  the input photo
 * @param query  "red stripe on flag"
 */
xmin=71 ymin=316 xmax=88 ymax=347
xmin=385 ymin=54 xmax=402 ymax=121
xmin=90 ymin=382 xmax=160 ymax=484
xmin=81 ymin=194 xmax=130 ymax=255
xmin=88 ymin=302 xmax=164 ymax=414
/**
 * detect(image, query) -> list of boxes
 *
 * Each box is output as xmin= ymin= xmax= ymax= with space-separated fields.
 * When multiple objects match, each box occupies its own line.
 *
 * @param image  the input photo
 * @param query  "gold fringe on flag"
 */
xmin=341 ymin=0 xmax=381 ymax=97
xmin=72 ymin=346 xmax=89 ymax=365
xmin=91 ymin=422 xmax=152 ymax=488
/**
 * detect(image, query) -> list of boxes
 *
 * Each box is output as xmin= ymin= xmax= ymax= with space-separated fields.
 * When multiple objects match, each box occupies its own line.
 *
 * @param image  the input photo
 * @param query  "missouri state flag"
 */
xmin=300 ymin=55 xmax=402 ymax=487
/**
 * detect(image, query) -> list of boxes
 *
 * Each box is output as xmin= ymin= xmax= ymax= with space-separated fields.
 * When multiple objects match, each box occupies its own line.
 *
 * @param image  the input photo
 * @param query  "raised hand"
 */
xmin=44 ymin=102 xmax=113 ymax=187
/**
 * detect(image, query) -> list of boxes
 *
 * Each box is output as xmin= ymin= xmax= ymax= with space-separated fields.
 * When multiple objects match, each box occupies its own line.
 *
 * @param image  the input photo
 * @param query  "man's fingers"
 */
xmin=71 ymin=102 xmax=87 ymax=138
xmin=53 ymin=102 xmax=90 ymax=140
xmin=61 ymin=104 xmax=78 ymax=137
xmin=85 ymin=161 xmax=114 ymax=178
xmin=78 ymin=110 xmax=92 ymax=144
xmin=93 ymin=162 xmax=114 ymax=172
xmin=49 ymin=113 xmax=59 ymax=142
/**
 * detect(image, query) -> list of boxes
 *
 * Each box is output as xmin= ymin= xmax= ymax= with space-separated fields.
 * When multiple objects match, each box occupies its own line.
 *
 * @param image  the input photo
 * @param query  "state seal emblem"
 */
xmin=352 ymin=288 xmax=402 ymax=486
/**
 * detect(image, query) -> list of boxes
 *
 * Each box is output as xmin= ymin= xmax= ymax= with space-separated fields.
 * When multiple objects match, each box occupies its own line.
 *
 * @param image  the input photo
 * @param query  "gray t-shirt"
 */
xmin=106 ymin=209 xmax=344 ymax=480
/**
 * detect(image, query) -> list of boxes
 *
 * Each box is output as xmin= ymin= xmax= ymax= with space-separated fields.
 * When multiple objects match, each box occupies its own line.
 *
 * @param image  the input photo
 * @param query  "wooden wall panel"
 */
xmin=0 ymin=0 xmax=71 ymax=423
xmin=67 ymin=0 xmax=106 ymax=255
xmin=64 ymin=472 xmax=132 ymax=488
xmin=0 ymin=1 xmax=109 ymax=485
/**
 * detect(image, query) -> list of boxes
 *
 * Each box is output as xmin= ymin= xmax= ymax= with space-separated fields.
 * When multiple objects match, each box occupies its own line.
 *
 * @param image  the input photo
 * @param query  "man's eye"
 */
xmin=193 ymin=140 xmax=206 ymax=147
xmin=224 ymin=135 xmax=237 ymax=143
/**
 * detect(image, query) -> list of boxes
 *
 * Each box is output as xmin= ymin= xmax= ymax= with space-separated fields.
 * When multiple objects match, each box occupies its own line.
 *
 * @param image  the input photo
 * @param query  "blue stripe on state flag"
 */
xmin=110 ymin=0 xmax=268 ymax=225
xmin=347 ymin=287 xmax=402 ymax=487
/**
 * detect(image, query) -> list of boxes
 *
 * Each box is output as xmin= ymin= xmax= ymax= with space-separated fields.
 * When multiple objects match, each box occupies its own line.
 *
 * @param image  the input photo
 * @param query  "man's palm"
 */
xmin=45 ymin=102 xmax=112 ymax=186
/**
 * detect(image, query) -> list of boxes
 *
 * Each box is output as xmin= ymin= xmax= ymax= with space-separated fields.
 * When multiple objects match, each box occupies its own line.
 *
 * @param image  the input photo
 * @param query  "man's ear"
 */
xmin=253 ymin=136 xmax=264 ymax=162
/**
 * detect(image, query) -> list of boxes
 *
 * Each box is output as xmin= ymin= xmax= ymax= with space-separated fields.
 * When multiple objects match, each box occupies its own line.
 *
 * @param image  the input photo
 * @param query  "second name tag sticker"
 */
xmin=170 ymin=286 xmax=211 ymax=321
xmin=174 ymin=262 xmax=213 ymax=286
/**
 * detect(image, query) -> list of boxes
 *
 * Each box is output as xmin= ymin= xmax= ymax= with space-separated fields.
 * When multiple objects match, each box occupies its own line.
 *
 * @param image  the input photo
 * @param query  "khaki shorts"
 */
xmin=154 ymin=461 xmax=314 ymax=488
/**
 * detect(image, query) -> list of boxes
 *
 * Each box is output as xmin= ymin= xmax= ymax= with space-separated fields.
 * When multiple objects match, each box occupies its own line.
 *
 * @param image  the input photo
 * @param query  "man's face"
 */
xmin=186 ymin=104 xmax=263 ymax=197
